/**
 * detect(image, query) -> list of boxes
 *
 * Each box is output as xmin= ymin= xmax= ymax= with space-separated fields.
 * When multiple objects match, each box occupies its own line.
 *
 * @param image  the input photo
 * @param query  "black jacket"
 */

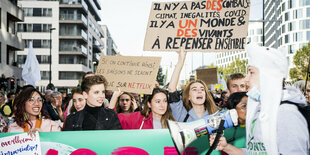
xmin=63 ymin=105 xmax=122 ymax=131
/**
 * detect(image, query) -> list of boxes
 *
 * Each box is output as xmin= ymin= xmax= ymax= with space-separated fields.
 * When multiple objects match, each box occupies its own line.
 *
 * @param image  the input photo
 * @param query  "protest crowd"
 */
xmin=0 ymin=0 xmax=310 ymax=153
xmin=0 ymin=44 xmax=309 ymax=154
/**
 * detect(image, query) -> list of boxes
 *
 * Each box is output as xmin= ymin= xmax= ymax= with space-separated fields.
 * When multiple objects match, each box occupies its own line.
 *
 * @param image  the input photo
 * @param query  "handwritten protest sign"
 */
xmin=144 ymin=0 xmax=250 ymax=52
xmin=0 ymin=132 xmax=41 ymax=155
xmin=96 ymin=56 xmax=161 ymax=94
xmin=196 ymin=68 xmax=218 ymax=85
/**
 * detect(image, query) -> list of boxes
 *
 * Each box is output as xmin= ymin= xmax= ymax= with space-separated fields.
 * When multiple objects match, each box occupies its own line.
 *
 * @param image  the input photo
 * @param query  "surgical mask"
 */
xmin=247 ymin=86 xmax=261 ymax=102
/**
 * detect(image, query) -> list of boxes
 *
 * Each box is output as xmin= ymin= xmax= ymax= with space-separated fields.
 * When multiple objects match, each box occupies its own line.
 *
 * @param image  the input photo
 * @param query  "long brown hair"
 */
xmin=70 ymin=87 xmax=83 ymax=114
xmin=182 ymin=80 xmax=219 ymax=114
xmin=14 ymin=86 xmax=49 ymax=128
xmin=116 ymin=92 xmax=135 ymax=113
xmin=141 ymin=88 xmax=175 ymax=128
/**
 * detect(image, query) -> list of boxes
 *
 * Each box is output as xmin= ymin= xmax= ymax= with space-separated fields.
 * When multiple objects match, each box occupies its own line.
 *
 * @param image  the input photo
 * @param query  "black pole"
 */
xmin=262 ymin=0 xmax=265 ymax=46
xmin=49 ymin=28 xmax=55 ymax=85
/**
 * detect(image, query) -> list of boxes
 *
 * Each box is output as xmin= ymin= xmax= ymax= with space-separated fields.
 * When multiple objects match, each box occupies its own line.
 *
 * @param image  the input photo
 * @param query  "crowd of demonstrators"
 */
xmin=0 ymin=45 xmax=309 ymax=155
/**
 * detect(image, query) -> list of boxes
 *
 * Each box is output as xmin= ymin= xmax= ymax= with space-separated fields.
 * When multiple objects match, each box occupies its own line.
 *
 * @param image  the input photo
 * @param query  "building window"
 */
xmin=288 ymin=0 xmax=296 ymax=8
xmin=36 ymin=55 xmax=50 ymax=64
xmin=307 ymin=31 xmax=310 ymax=40
xmin=282 ymin=24 xmax=286 ymax=34
xmin=300 ymin=0 xmax=310 ymax=6
xmin=288 ymin=22 xmax=296 ymax=31
xmin=281 ymin=3 xmax=285 ymax=12
xmin=307 ymin=8 xmax=310 ymax=17
xmin=24 ymin=40 xmax=50 ymax=48
xmin=285 ymin=34 xmax=290 ymax=43
xmin=293 ymin=9 xmax=303 ymax=19
xmin=59 ymin=72 xmax=83 ymax=80
xmin=299 ymin=20 xmax=310 ymax=29
xmin=285 ymin=12 xmax=290 ymax=21
xmin=17 ymin=23 xmax=51 ymax=32
xmin=24 ymin=8 xmax=52 ymax=17
xmin=17 ymin=55 xmax=26 ymax=64
xmin=257 ymin=29 xmax=262 ymax=35
xmin=293 ymin=32 xmax=303 ymax=42
xmin=41 ymin=71 xmax=50 ymax=80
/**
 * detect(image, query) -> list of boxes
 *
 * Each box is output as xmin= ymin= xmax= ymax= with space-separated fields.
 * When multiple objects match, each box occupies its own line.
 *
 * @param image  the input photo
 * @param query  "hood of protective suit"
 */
xmin=282 ymin=87 xmax=307 ymax=106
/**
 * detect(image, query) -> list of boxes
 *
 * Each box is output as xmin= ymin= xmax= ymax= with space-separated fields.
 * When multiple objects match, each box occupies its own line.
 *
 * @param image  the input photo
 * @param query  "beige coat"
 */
xmin=8 ymin=118 xmax=61 ymax=132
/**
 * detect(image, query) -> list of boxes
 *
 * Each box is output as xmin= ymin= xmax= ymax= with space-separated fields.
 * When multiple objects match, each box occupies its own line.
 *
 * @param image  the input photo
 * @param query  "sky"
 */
xmin=100 ymin=0 xmax=263 ymax=83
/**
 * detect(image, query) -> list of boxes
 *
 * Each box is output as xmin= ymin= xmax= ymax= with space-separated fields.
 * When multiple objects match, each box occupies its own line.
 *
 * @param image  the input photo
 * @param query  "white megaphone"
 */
xmin=167 ymin=109 xmax=238 ymax=154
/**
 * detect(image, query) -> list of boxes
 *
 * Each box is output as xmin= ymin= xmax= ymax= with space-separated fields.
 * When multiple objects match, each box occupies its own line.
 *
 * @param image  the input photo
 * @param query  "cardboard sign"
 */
xmin=144 ymin=0 xmax=250 ymax=52
xmin=0 ymin=132 xmax=41 ymax=155
xmin=196 ymin=68 xmax=218 ymax=85
xmin=96 ymin=56 xmax=161 ymax=94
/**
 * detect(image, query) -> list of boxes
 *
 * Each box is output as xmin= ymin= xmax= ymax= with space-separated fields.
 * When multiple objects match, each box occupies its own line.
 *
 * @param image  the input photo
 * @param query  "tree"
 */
xmin=157 ymin=66 xmax=165 ymax=86
xmin=289 ymin=41 xmax=310 ymax=82
xmin=217 ymin=58 xmax=248 ymax=80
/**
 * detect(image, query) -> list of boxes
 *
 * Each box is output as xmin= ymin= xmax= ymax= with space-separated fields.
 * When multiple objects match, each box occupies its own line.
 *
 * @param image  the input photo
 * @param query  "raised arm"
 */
xmin=168 ymin=49 xmax=187 ymax=92
xmin=108 ymin=90 xmax=123 ymax=109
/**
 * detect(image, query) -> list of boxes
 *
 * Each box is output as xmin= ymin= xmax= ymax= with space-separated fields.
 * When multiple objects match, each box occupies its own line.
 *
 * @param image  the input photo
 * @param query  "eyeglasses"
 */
xmin=28 ymin=97 xmax=43 ymax=103
xmin=120 ymin=99 xmax=130 ymax=102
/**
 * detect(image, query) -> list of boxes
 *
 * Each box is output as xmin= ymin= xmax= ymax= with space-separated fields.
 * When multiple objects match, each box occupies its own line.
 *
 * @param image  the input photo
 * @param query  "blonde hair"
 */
xmin=182 ymin=80 xmax=219 ymax=114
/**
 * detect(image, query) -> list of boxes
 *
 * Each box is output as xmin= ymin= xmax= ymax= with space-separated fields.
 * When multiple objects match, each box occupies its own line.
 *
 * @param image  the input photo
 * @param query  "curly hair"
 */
xmin=14 ymin=86 xmax=49 ymax=128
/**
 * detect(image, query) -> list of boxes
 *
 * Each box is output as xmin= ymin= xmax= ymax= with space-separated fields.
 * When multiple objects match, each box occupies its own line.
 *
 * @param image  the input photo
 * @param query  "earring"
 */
xmin=38 ymin=112 xmax=42 ymax=119
xmin=24 ymin=113 xmax=28 ymax=121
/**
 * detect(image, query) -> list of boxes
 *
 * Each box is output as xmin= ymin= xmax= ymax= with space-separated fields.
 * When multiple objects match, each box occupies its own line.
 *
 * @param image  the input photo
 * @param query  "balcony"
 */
xmin=59 ymin=45 xmax=87 ymax=56
xmin=59 ymin=0 xmax=88 ymax=13
xmin=81 ymin=29 xmax=87 ymax=41
xmin=5 ymin=33 xmax=24 ymax=50
xmin=6 ymin=0 xmax=24 ymax=22
xmin=92 ymin=40 xmax=102 ymax=53
xmin=59 ymin=29 xmax=87 ymax=42
xmin=59 ymin=13 xmax=87 ymax=27
xmin=87 ymin=0 xmax=101 ymax=21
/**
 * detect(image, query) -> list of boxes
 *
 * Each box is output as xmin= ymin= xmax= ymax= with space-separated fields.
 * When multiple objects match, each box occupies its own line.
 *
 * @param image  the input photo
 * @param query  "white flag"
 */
xmin=22 ymin=42 xmax=41 ymax=87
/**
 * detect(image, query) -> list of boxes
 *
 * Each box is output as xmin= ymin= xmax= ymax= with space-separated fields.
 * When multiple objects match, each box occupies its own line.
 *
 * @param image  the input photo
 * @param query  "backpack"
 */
xmin=280 ymin=100 xmax=310 ymax=134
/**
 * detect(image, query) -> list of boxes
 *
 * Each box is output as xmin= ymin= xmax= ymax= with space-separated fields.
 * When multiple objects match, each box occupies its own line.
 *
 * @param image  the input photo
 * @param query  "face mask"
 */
xmin=247 ymin=86 xmax=261 ymax=102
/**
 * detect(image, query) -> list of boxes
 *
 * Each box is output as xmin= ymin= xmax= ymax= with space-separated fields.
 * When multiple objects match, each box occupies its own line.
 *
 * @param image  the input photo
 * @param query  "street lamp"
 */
xmin=49 ymin=28 xmax=56 ymax=85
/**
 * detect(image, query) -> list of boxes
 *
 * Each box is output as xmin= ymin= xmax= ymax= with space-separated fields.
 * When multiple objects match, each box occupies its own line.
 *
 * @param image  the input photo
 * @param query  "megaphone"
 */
xmin=167 ymin=109 xmax=238 ymax=154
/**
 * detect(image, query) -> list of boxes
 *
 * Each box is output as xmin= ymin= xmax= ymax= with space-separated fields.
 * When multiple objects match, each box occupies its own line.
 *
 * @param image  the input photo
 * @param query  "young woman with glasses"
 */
xmin=8 ymin=86 xmax=61 ymax=134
